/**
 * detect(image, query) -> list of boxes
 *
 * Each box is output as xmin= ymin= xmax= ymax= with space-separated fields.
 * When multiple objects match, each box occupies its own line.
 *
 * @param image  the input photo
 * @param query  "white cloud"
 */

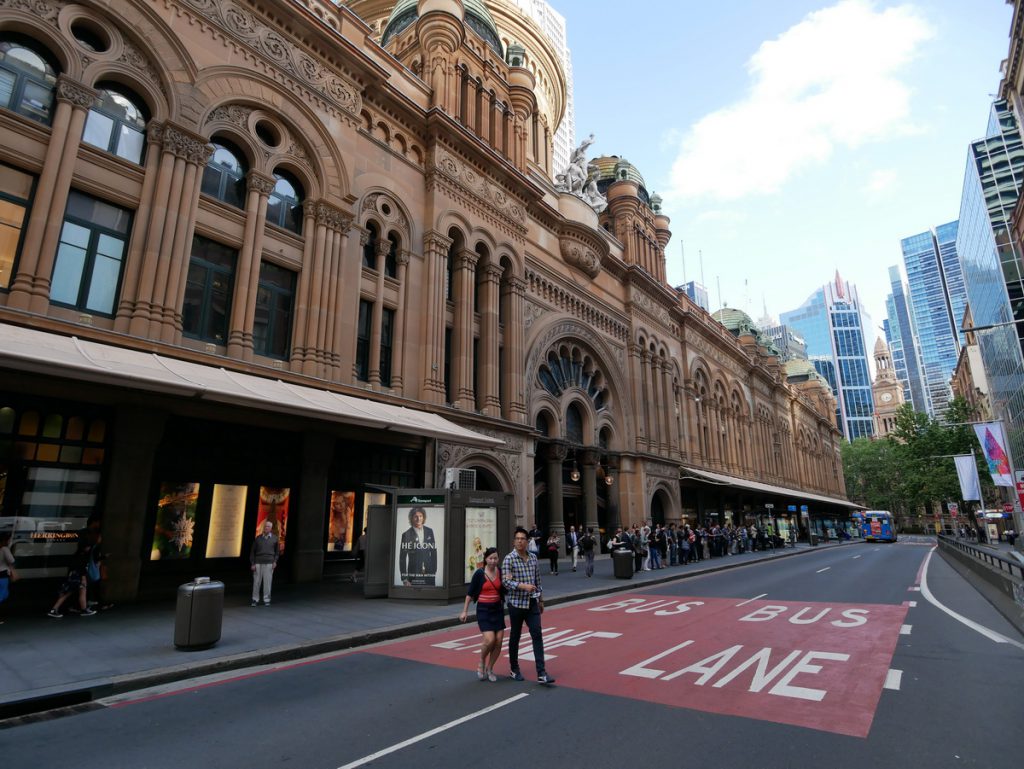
xmin=667 ymin=1 xmax=933 ymax=203
xmin=863 ymin=168 xmax=898 ymax=197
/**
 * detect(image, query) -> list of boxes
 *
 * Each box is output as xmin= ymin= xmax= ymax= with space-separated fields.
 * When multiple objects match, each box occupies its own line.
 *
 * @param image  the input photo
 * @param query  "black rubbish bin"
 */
xmin=174 ymin=577 xmax=224 ymax=650
xmin=612 ymin=549 xmax=634 ymax=579
xmin=809 ymin=533 xmax=819 ymax=547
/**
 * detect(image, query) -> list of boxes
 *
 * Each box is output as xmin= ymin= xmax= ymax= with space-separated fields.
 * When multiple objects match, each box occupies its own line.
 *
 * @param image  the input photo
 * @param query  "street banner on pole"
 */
xmin=954 ymin=454 xmax=982 ymax=501
xmin=973 ymin=422 xmax=1014 ymax=487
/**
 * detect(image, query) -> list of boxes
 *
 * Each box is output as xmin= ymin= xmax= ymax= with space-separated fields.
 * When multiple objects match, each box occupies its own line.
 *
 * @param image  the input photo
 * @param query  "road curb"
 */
xmin=0 ymin=541 xmax=849 ymax=723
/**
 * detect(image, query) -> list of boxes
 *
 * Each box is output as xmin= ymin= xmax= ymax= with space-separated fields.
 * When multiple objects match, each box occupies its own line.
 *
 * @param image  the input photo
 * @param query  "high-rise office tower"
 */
xmin=679 ymin=280 xmax=710 ymax=312
xmin=780 ymin=274 xmax=874 ymax=440
xmin=884 ymin=264 xmax=928 ymax=412
xmin=957 ymin=99 xmax=1024 ymax=459
xmin=507 ymin=0 xmax=576 ymax=176
xmin=900 ymin=221 xmax=966 ymax=418
xmin=761 ymin=323 xmax=808 ymax=362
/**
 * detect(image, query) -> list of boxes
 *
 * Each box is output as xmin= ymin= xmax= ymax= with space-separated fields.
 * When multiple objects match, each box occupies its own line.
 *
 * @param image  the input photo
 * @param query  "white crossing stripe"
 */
xmin=816 ymin=567 xmax=831 ymax=573
xmin=884 ymin=669 xmax=903 ymax=690
xmin=900 ymin=624 xmax=912 ymax=635
xmin=908 ymin=601 xmax=917 ymax=608
xmin=853 ymin=555 xmax=861 ymax=559
xmin=735 ymin=593 xmax=768 ymax=607
xmin=908 ymin=586 xmax=920 ymax=591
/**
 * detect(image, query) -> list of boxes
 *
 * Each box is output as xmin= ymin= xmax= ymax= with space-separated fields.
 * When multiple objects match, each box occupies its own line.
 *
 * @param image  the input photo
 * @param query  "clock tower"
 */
xmin=872 ymin=337 xmax=904 ymax=437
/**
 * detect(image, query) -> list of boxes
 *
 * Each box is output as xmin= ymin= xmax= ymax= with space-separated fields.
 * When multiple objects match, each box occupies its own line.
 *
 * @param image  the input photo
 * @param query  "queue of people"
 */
xmin=607 ymin=520 xmax=789 ymax=570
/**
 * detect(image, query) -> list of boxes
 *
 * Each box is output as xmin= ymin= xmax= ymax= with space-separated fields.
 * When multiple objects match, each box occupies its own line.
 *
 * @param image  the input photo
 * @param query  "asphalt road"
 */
xmin=6 ymin=539 xmax=1022 ymax=769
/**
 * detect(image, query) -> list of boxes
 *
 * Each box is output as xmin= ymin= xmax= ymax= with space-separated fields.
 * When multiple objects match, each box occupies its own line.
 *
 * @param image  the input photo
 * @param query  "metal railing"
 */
xmin=937 ymin=534 xmax=1024 ymax=580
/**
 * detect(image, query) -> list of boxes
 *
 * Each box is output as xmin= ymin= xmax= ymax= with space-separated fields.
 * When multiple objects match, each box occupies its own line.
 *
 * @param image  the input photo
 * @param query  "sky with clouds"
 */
xmin=553 ymin=0 xmax=1013 ymax=345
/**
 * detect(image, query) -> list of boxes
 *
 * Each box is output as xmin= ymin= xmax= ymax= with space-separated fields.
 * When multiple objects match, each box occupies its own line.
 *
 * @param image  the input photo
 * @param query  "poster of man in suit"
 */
xmin=395 ymin=496 xmax=444 ymax=587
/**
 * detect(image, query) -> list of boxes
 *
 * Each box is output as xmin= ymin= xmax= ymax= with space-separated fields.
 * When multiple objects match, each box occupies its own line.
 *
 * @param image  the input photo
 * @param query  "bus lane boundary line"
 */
xmin=335 ymin=693 xmax=530 ymax=769
xmin=919 ymin=547 xmax=1024 ymax=651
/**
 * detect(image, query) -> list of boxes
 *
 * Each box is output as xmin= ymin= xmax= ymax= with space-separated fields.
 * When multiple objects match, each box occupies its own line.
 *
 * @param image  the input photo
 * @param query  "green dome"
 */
xmin=712 ymin=307 xmax=757 ymax=334
xmin=591 ymin=155 xmax=650 ymax=205
xmin=381 ymin=0 xmax=503 ymax=58
xmin=784 ymin=358 xmax=830 ymax=386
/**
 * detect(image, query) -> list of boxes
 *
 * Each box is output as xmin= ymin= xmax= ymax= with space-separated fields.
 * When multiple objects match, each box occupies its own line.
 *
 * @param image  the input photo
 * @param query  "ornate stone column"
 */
xmin=391 ymin=248 xmax=410 ymax=392
xmin=9 ymin=77 xmax=97 ymax=313
xmin=292 ymin=200 xmax=319 ymax=373
xmin=450 ymin=248 xmax=478 ymax=409
xmin=545 ymin=441 xmax=568 ymax=539
xmin=227 ymin=171 xmax=275 ymax=360
xmin=506 ymin=275 xmax=528 ymax=421
xmin=580 ymin=447 xmax=600 ymax=534
xmin=478 ymin=262 xmax=502 ymax=416
xmin=421 ymin=231 xmax=452 ymax=403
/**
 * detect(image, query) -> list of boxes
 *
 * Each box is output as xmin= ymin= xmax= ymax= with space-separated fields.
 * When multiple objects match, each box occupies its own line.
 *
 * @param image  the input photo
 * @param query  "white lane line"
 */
xmin=735 ymin=593 xmax=768 ymax=607
xmin=884 ymin=669 xmax=903 ymax=690
xmin=900 ymin=625 xmax=912 ymax=635
xmin=336 ymin=693 xmax=530 ymax=769
xmin=908 ymin=586 xmax=920 ymax=592
xmin=853 ymin=555 xmax=861 ymax=559
xmin=908 ymin=601 xmax=917 ymax=608
xmin=816 ymin=567 xmax=831 ymax=573
xmin=920 ymin=547 xmax=1024 ymax=651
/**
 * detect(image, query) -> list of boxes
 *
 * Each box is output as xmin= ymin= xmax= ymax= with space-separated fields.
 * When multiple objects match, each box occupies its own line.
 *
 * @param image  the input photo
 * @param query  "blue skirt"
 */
xmin=476 ymin=601 xmax=506 ymax=632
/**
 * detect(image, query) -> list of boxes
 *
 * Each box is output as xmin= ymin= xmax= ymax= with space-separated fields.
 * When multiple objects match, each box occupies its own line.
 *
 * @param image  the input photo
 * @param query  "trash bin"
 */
xmin=809 ymin=534 xmax=819 ymax=547
xmin=174 ymin=577 xmax=224 ymax=649
xmin=612 ymin=549 xmax=634 ymax=579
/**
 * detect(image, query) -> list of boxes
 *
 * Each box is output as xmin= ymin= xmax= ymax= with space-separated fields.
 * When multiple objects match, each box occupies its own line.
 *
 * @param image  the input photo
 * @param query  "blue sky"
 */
xmin=554 ymin=0 xmax=1013 ymax=340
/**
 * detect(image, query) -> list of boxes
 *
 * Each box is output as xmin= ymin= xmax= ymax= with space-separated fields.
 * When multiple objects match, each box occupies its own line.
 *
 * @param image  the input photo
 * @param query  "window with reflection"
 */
xmin=356 ymin=299 xmax=372 ymax=381
xmin=380 ymin=307 xmax=395 ymax=386
xmin=363 ymin=222 xmax=378 ymax=270
xmin=385 ymin=233 xmax=398 ymax=278
xmin=0 ymin=163 xmax=35 ymax=290
xmin=50 ymin=190 xmax=132 ymax=315
xmin=201 ymin=139 xmax=247 ymax=209
xmin=253 ymin=261 xmax=295 ymax=359
xmin=0 ymin=36 xmax=58 ymax=125
xmin=82 ymin=85 xmax=148 ymax=164
xmin=182 ymin=235 xmax=236 ymax=344
xmin=266 ymin=172 xmax=303 ymax=234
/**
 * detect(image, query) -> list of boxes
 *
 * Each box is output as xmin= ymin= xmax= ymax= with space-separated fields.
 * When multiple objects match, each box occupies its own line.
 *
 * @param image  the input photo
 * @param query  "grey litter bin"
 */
xmin=612 ymin=549 xmax=634 ymax=579
xmin=809 ymin=534 xmax=819 ymax=547
xmin=174 ymin=577 xmax=224 ymax=650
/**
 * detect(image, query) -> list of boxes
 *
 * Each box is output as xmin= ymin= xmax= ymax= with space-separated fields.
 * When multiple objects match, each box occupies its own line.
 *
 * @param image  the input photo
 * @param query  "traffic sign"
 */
xmin=765 ymin=503 xmax=774 ymax=510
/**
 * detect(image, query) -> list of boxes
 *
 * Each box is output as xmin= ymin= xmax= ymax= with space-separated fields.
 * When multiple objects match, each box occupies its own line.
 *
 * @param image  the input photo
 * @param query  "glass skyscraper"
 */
xmin=780 ymin=275 xmax=874 ymax=440
xmin=957 ymin=99 xmax=1024 ymax=463
xmin=679 ymin=280 xmax=710 ymax=312
xmin=900 ymin=221 xmax=966 ymax=418
xmin=884 ymin=265 xmax=928 ymax=413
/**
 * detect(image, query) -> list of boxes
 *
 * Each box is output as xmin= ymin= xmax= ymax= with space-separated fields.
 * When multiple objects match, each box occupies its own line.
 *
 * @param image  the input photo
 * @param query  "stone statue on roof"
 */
xmin=555 ymin=133 xmax=606 ymax=213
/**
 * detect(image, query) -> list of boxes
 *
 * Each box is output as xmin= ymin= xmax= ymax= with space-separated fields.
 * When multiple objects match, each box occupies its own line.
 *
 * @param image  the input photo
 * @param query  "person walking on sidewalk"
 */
xmin=502 ymin=527 xmax=555 ymax=684
xmin=546 ymin=532 xmax=561 ymax=575
xmin=580 ymin=527 xmax=597 ymax=577
xmin=48 ymin=531 xmax=95 ymax=618
xmin=0 ymin=531 xmax=17 ymax=624
xmin=250 ymin=520 xmax=279 ymax=606
xmin=567 ymin=525 xmax=580 ymax=572
xmin=459 ymin=547 xmax=505 ymax=682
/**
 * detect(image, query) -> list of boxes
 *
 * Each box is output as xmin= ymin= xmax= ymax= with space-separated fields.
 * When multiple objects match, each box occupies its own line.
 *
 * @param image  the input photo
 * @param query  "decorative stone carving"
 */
xmin=120 ymin=40 xmax=164 ymax=92
xmin=55 ymin=76 xmax=98 ymax=111
xmin=247 ymin=171 xmax=277 ymax=196
xmin=361 ymin=192 xmax=410 ymax=236
xmin=161 ymin=124 xmax=214 ymax=164
xmin=0 ymin=0 xmax=60 ymax=23
xmin=182 ymin=0 xmax=362 ymax=117
xmin=555 ymin=133 xmax=607 ymax=214
xmin=206 ymin=104 xmax=253 ymax=127
xmin=313 ymin=200 xmax=353 ymax=231
xmin=633 ymin=291 xmax=672 ymax=327
xmin=433 ymin=148 xmax=526 ymax=223
xmin=559 ymin=239 xmax=599 ymax=278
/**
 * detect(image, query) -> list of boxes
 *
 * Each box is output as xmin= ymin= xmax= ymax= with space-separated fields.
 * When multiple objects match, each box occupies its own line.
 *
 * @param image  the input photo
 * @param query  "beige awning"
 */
xmin=679 ymin=465 xmax=859 ymax=510
xmin=0 ymin=323 xmax=502 ymax=448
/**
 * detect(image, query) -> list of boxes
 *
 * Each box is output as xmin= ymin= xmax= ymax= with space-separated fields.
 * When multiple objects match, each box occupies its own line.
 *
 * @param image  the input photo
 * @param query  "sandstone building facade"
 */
xmin=0 ymin=0 xmax=851 ymax=600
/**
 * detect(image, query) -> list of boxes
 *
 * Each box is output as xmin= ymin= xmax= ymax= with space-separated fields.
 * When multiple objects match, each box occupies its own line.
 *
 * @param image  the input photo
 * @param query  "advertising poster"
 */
xmin=206 ymin=484 xmax=248 ymax=558
xmin=464 ymin=506 xmax=497 ymax=581
xmin=395 ymin=494 xmax=445 ymax=588
xmin=327 ymin=490 xmax=355 ymax=552
xmin=256 ymin=487 xmax=290 ymax=553
xmin=150 ymin=482 xmax=200 ymax=560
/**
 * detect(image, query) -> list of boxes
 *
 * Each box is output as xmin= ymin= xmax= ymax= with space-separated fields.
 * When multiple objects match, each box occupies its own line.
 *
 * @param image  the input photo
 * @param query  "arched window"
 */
xmin=385 ymin=233 xmax=398 ymax=278
xmin=266 ymin=172 xmax=303 ymax=234
xmin=82 ymin=84 xmax=148 ymax=164
xmin=201 ymin=139 xmax=247 ymax=209
xmin=566 ymin=403 xmax=584 ymax=445
xmin=363 ymin=222 xmax=379 ymax=269
xmin=0 ymin=36 xmax=58 ymax=124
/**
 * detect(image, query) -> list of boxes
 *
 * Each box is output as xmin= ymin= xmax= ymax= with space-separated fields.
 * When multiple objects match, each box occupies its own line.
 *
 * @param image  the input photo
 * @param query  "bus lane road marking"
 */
xmin=372 ymin=593 xmax=908 ymax=738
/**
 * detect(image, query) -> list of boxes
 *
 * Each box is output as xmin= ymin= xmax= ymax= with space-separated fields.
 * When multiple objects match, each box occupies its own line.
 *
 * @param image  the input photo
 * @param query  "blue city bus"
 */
xmin=860 ymin=510 xmax=897 ymax=542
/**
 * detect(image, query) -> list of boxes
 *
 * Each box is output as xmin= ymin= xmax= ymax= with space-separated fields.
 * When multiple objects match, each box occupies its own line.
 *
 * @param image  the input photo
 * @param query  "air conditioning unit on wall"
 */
xmin=444 ymin=468 xmax=477 ymax=490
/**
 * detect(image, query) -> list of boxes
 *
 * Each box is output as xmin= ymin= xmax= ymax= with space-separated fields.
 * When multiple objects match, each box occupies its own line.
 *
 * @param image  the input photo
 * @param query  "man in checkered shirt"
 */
xmin=502 ymin=526 xmax=555 ymax=684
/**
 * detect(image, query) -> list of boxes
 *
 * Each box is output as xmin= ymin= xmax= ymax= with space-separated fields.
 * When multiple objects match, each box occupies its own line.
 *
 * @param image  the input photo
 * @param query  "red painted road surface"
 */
xmin=373 ymin=593 xmax=908 ymax=737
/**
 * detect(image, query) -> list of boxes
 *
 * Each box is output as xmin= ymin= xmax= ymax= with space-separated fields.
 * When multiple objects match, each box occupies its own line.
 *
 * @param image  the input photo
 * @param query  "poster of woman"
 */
xmin=327 ymin=490 xmax=355 ymax=552
xmin=464 ymin=506 xmax=497 ymax=581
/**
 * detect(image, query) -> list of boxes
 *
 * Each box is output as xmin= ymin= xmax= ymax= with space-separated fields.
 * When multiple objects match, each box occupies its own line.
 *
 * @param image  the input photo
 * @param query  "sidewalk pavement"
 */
xmin=0 ymin=539 xmax=849 ymax=720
